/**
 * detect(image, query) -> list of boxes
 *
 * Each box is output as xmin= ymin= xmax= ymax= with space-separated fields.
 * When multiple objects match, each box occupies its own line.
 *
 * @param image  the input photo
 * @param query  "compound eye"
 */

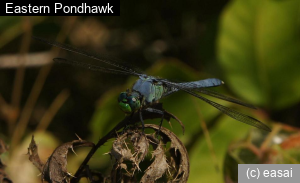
xmin=118 ymin=92 xmax=127 ymax=102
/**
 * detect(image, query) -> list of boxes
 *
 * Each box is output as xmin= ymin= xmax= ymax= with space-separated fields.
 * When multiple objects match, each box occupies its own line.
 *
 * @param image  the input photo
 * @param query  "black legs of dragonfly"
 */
xmin=143 ymin=107 xmax=165 ymax=134
xmin=122 ymin=110 xmax=146 ymax=133
xmin=124 ymin=108 xmax=165 ymax=134
xmin=139 ymin=109 xmax=145 ymax=132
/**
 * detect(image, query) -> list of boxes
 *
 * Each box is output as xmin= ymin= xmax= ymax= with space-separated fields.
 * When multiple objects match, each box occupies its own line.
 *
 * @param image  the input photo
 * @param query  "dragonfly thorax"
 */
xmin=118 ymin=91 xmax=141 ymax=114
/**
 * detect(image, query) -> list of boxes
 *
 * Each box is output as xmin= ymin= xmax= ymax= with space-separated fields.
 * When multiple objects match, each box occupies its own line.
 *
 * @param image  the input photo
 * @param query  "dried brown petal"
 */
xmin=27 ymin=135 xmax=94 ymax=183
xmin=140 ymin=142 xmax=168 ymax=183
xmin=144 ymin=124 xmax=189 ymax=182
xmin=131 ymin=132 xmax=149 ymax=164
xmin=41 ymin=140 xmax=94 ymax=183
xmin=27 ymin=135 xmax=43 ymax=172
xmin=111 ymin=133 xmax=134 ymax=163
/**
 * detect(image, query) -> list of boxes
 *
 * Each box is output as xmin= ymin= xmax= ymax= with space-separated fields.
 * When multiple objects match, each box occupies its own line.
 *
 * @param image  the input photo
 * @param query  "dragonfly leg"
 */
xmin=139 ymin=109 xmax=145 ymax=132
xmin=158 ymin=111 xmax=164 ymax=136
xmin=144 ymin=107 xmax=165 ymax=135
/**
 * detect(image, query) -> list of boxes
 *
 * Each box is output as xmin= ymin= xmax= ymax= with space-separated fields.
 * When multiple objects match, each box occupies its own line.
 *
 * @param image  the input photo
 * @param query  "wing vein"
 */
xmin=33 ymin=36 xmax=142 ymax=76
xmin=159 ymin=80 xmax=271 ymax=131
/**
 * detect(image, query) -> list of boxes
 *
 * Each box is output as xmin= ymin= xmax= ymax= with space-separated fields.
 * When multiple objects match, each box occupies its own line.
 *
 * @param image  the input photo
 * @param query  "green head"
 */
xmin=118 ymin=92 xmax=141 ymax=114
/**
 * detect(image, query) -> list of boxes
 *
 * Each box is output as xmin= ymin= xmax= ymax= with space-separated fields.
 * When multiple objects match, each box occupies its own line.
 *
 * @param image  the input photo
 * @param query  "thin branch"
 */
xmin=36 ymin=89 xmax=70 ymax=132
xmin=11 ymin=16 xmax=78 ymax=149
xmin=9 ymin=17 xmax=32 ymax=135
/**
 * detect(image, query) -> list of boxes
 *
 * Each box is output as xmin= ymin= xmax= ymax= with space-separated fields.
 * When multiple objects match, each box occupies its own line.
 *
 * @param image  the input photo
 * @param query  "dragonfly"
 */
xmin=32 ymin=36 xmax=271 ymax=132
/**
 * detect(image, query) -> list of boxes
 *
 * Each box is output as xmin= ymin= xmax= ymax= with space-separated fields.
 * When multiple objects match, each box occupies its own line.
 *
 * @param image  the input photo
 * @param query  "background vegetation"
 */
xmin=0 ymin=0 xmax=300 ymax=182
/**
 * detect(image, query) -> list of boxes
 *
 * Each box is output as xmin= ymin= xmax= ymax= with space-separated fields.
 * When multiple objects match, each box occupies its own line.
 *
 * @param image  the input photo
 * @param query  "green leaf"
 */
xmin=217 ymin=0 xmax=300 ymax=109
xmin=188 ymin=117 xmax=251 ymax=183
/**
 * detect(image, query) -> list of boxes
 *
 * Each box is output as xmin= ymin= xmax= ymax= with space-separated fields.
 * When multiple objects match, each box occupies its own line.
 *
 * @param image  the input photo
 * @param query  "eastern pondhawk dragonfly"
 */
xmin=33 ymin=36 xmax=271 ymax=132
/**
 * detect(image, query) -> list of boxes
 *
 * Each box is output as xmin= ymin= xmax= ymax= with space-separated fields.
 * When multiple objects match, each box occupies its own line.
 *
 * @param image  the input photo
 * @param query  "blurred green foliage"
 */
xmin=217 ymin=0 xmax=300 ymax=110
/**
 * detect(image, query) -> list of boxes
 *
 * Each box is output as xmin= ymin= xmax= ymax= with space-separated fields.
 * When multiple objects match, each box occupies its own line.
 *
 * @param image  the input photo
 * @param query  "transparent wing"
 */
xmin=160 ymin=78 xmax=256 ymax=109
xmin=197 ymin=88 xmax=257 ymax=109
xmin=32 ymin=36 xmax=143 ymax=76
xmin=185 ymin=89 xmax=270 ymax=131
xmin=159 ymin=79 xmax=271 ymax=131
xmin=54 ymin=58 xmax=138 ymax=76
